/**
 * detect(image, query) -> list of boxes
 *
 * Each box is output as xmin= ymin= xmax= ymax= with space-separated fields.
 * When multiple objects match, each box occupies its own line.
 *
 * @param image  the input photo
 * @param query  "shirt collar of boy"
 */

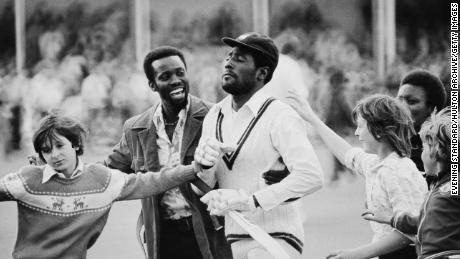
xmin=42 ymin=158 xmax=84 ymax=183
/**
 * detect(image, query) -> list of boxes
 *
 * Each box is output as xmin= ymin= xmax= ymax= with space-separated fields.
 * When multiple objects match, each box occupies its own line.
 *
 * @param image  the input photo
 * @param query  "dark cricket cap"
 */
xmin=222 ymin=32 xmax=279 ymax=69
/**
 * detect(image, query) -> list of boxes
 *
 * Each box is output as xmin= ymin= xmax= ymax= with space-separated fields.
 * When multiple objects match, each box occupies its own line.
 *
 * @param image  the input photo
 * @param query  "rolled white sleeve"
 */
xmin=254 ymin=108 xmax=324 ymax=210
xmin=344 ymin=147 xmax=379 ymax=177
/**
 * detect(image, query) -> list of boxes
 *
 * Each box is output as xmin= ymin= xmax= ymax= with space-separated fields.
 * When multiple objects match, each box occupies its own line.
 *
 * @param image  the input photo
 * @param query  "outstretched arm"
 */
xmin=326 ymin=231 xmax=411 ymax=259
xmin=0 ymin=182 xmax=9 ymax=201
xmin=361 ymin=209 xmax=393 ymax=225
xmin=362 ymin=209 xmax=419 ymax=236
xmin=104 ymin=122 xmax=135 ymax=174
xmin=286 ymin=89 xmax=352 ymax=164
xmin=115 ymin=164 xmax=198 ymax=200
xmin=116 ymin=139 xmax=230 ymax=201
xmin=0 ymin=173 xmax=16 ymax=202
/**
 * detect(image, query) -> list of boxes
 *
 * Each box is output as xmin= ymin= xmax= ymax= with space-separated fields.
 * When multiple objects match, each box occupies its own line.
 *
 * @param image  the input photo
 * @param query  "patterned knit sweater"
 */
xmin=0 ymin=163 xmax=195 ymax=259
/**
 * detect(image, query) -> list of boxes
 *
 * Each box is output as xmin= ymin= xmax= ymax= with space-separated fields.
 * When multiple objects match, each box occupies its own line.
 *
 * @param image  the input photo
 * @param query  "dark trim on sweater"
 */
xmin=216 ymin=98 xmax=275 ymax=170
xmin=226 ymin=232 xmax=303 ymax=254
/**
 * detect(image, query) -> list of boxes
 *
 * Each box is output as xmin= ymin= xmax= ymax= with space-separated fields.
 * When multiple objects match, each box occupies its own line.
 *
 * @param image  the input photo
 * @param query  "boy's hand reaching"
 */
xmin=28 ymin=155 xmax=44 ymax=166
xmin=361 ymin=209 xmax=393 ymax=225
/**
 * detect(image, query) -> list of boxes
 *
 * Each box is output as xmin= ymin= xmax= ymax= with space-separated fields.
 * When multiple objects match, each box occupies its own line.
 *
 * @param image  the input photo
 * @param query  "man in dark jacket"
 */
xmin=104 ymin=46 xmax=232 ymax=259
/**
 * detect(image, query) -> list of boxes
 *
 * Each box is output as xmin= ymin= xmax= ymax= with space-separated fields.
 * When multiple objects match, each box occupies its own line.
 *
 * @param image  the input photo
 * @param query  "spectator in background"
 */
xmin=104 ymin=46 xmax=232 ymax=259
xmin=323 ymin=67 xmax=354 ymax=183
xmin=363 ymin=107 xmax=460 ymax=259
xmin=397 ymin=69 xmax=447 ymax=175
xmin=287 ymin=92 xmax=426 ymax=259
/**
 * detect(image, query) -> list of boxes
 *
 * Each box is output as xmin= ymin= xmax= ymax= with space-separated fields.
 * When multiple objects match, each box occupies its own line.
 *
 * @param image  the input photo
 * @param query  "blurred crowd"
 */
xmin=0 ymin=1 xmax=450 ymax=167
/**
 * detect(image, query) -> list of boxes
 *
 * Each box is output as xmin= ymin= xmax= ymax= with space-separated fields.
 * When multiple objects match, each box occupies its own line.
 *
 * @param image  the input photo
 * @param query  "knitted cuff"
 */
xmin=179 ymin=165 xmax=198 ymax=181
xmin=390 ymin=214 xmax=397 ymax=228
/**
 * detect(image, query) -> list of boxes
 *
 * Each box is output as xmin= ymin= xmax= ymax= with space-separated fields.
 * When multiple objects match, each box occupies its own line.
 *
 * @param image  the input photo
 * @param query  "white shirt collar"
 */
xmin=153 ymin=96 xmax=190 ymax=129
xmin=372 ymin=152 xmax=399 ymax=171
xmin=223 ymin=88 xmax=270 ymax=116
xmin=42 ymin=158 xmax=84 ymax=183
xmin=244 ymin=89 xmax=271 ymax=115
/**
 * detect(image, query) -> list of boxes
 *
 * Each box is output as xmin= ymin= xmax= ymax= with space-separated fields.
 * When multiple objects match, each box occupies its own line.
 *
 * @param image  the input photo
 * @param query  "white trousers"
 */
xmin=230 ymin=239 xmax=302 ymax=259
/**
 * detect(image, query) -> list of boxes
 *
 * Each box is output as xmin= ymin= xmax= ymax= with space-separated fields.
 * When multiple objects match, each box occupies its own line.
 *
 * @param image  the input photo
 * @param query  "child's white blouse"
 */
xmin=345 ymin=147 xmax=428 ymax=242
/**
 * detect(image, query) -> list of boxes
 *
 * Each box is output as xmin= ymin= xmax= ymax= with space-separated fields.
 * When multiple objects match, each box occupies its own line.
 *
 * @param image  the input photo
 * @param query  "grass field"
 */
xmin=0 ymin=145 xmax=372 ymax=259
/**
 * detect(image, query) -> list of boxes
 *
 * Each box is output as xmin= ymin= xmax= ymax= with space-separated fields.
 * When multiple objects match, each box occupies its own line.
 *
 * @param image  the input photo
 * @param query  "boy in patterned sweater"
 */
xmin=0 ymin=113 xmax=221 ymax=259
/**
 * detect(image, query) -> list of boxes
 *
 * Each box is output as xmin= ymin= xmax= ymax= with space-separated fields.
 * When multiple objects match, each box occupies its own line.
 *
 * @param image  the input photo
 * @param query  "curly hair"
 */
xmin=352 ymin=94 xmax=415 ymax=157
xmin=400 ymin=69 xmax=447 ymax=111
xmin=143 ymin=46 xmax=187 ymax=89
xmin=419 ymin=106 xmax=451 ymax=163
xmin=32 ymin=112 xmax=87 ymax=163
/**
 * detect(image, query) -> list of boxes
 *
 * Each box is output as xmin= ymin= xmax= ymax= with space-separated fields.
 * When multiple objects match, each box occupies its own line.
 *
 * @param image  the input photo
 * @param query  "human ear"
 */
xmin=256 ymin=67 xmax=268 ymax=81
xmin=72 ymin=144 xmax=80 ymax=151
xmin=149 ymin=81 xmax=158 ymax=92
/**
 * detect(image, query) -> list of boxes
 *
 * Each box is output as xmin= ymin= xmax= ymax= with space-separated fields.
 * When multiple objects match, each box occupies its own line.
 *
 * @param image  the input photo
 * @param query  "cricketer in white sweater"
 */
xmin=199 ymin=89 xmax=324 ymax=257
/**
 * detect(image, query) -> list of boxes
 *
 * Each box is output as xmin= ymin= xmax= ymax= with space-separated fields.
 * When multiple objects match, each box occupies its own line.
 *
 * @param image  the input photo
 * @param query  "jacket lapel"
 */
xmin=138 ymin=127 xmax=160 ymax=171
xmin=132 ymin=105 xmax=161 ymax=172
xmin=181 ymin=97 xmax=208 ymax=163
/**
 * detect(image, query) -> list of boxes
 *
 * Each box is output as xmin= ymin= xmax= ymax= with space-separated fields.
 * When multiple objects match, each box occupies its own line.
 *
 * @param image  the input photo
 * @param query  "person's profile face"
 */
xmin=354 ymin=115 xmax=380 ymax=154
xmin=397 ymin=84 xmax=432 ymax=129
xmin=221 ymin=47 xmax=258 ymax=95
xmin=152 ymin=55 xmax=189 ymax=109
xmin=421 ymin=142 xmax=437 ymax=176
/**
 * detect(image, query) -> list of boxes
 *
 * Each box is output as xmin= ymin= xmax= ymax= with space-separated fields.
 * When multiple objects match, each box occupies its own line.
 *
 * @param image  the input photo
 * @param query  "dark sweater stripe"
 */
xmin=226 ymin=231 xmax=303 ymax=254
xmin=18 ymin=201 xmax=112 ymax=217
xmin=216 ymin=98 xmax=275 ymax=170
xmin=215 ymin=111 xmax=224 ymax=143
xmin=18 ymin=166 xmax=112 ymax=195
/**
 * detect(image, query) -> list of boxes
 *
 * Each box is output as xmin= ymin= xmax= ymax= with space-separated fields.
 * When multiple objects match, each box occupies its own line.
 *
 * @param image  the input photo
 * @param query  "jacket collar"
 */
xmin=127 ymin=95 xmax=209 ymax=168
xmin=130 ymin=95 xmax=208 ymax=129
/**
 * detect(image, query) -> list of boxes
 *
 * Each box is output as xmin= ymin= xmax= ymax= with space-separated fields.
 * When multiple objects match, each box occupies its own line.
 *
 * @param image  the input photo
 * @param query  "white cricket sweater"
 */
xmin=200 ymin=90 xmax=324 ymax=253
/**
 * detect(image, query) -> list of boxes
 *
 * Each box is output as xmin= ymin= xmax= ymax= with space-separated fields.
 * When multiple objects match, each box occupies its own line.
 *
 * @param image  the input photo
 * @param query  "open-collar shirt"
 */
xmin=153 ymin=97 xmax=192 ymax=220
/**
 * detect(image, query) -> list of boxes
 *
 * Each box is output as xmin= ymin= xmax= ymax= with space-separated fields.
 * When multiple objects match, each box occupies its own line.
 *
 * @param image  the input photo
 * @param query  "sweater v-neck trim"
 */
xmin=215 ymin=97 xmax=275 ymax=170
